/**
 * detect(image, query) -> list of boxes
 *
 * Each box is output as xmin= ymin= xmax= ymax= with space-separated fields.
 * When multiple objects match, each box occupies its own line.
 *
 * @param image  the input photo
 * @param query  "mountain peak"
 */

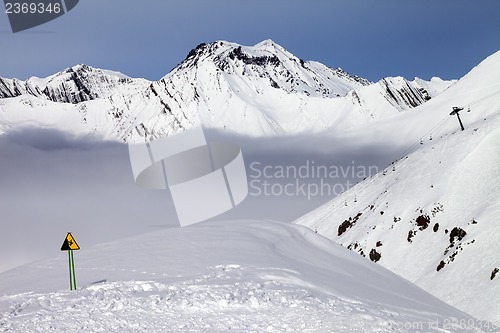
xmin=59 ymin=64 xmax=130 ymax=80
xmin=253 ymin=39 xmax=285 ymax=52
xmin=0 ymin=62 xmax=143 ymax=104
xmin=179 ymin=40 xmax=299 ymax=71
xmin=65 ymin=63 xmax=92 ymax=73
xmin=254 ymin=38 xmax=277 ymax=47
xmin=1 ymin=39 xmax=468 ymax=142
xmin=170 ymin=39 xmax=368 ymax=100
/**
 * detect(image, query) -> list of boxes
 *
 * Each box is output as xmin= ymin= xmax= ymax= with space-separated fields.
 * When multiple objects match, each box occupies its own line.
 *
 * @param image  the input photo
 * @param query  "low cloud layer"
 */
xmin=4 ymin=127 xmax=104 ymax=151
xmin=0 ymin=128 xmax=401 ymax=273
xmin=0 ymin=128 xmax=177 ymax=273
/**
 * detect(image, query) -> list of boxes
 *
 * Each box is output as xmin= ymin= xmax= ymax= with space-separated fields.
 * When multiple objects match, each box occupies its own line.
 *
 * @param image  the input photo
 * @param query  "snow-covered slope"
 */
xmin=0 ymin=220 xmax=495 ymax=332
xmin=413 ymin=77 xmax=456 ymax=98
xmin=295 ymin=51 xmax=500 ymax=325
xmin=0 ymin=64 xmax=148 ymax=103
xmin=0 ymin=40 xmax=451 ymax=141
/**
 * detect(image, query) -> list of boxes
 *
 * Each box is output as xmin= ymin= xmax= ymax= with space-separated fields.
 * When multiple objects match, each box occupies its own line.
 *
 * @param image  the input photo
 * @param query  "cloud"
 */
xmin=0 ymin=128 xmax=400 ymax=273
xmin=202 ymin=129 xmax=402 ymax=223
xmin=4 ymin=127 xmax=105 ymax=151
xmin=0 ymin=129 xmax=177 ymax=273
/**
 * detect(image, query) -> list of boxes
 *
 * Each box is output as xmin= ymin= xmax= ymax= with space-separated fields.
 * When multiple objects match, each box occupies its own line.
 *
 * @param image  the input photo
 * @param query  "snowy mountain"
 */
xmin=0 ymin=40 xmax=452 ymax=141
xmin=0 ymin=220 xmax=495 ymax=332
xmin=295 ymin=51 xmax=500 ymax=325
xmin=1 ymin=41 xmax=498 ymax=330
xmin=0 ymin=64 xmax=148 ymax=103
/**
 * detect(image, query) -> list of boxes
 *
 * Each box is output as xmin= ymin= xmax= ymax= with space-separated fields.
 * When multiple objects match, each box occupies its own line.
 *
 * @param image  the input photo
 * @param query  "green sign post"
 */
xmin=60 ymin=232 xmax=80 ymax=290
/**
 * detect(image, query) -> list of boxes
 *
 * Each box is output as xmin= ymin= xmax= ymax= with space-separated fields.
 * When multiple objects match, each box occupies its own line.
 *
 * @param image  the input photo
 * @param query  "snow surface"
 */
xmin=0 ymin=42 xmax=499 ymax=331
xmin=295 ymin=51 xmax=500 ymax=325
xmin=0 ymin=220 xmax=495 ymax=332
xmin=413 ymin=77 xmax=455 ymax=98
xmin=0 ymin=40 xmax=450 ymax=141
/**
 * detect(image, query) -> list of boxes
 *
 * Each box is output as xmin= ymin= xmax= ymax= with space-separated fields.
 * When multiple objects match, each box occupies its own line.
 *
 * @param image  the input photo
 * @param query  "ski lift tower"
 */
xmin=450 ymin=107 xmax=465 ymax=131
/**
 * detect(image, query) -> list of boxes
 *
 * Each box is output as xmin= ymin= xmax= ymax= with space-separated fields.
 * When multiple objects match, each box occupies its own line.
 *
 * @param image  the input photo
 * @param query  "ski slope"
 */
xmin=295 ymin=51 xmax=500 ymax=325
xmin=0 ymin=220 xmax=496 ymax=332
xmin=1 ymin=43 xmax=499 ymax=332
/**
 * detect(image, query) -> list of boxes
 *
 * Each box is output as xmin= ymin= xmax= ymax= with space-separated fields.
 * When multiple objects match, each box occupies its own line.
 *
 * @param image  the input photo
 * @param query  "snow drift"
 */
xmin=0 ymin=220 xmax=495 ymax=332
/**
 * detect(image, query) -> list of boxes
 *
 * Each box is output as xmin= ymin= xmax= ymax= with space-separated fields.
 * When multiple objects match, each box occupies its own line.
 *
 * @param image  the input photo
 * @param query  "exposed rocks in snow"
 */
xmin=337 ymin=212 xmax=362 ymax=236
xmin=416 ymin=215 xmax=430 ymax=231
xmin=369 ymin=248 xmax=382 ymax=262
xmin=491 ymin=268 xmax=499 ymax=280
xmin=449 ymin=227 xmax=467 ymax=245
xmin=407 ymin=230 xmax=417 ymax=243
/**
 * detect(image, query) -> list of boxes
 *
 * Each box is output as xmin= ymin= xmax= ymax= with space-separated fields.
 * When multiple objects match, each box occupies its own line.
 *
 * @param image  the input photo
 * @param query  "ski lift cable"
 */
xmin=395 ymin=113 xmax=451 ymax=163
xmin=370 ymin=89 xmax=500 ymax=178
xmin=375 ymin=114 xmax=451 ymax=176
xmin=388 ymin=105 xmax=500 ymax=172
xmin=466 ymin=90 xmax=500 ymax=107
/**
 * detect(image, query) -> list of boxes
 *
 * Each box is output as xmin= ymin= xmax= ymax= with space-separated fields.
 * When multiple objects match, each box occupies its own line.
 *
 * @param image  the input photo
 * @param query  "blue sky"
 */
xmin=0 ymin=0 xmax=498 ymax=82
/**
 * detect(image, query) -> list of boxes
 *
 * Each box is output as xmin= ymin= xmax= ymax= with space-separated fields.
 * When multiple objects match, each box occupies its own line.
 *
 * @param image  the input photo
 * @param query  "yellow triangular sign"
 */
xmin=61 ymin=232 xmax=80 ymax=251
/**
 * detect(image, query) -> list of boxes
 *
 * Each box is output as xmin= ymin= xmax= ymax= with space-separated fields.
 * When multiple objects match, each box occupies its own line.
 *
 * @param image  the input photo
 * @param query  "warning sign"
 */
xmin=61 ymin=232 xmax=80 ymax=251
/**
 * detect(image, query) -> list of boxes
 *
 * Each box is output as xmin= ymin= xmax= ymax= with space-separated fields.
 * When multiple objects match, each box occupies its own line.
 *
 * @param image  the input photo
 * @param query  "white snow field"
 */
xmin=295 ymin=51 xmax=500 ymax=325
xmin=1 ymin=42 xmax=499 ymax=332
xmin=0 ymin=220 xmax=496 ymax=333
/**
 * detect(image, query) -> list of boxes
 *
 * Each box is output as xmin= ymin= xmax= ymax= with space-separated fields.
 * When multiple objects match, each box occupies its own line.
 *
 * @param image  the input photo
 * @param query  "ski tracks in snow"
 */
xmin=1 ymin=264 xmax=493 ymax=333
